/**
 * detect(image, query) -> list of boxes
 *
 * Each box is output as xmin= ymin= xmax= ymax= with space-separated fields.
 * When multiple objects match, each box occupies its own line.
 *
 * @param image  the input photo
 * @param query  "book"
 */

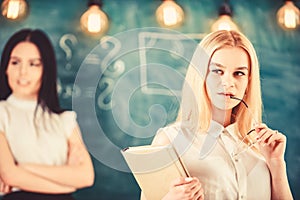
xmin=121 ymin=145 xmax=189 ymax=200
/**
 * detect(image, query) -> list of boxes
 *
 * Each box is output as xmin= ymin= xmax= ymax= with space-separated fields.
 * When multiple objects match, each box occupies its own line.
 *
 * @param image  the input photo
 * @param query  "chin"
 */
xmin=214 ymin=103 xmax=235 ymax=111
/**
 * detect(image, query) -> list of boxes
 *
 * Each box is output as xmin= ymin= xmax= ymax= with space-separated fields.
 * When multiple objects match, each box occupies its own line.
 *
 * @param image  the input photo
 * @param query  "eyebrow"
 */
xmin=10 ymin=56 xmax=42 ymax=61
xmin=210 ymin=62 xmax=249 ymax=70
xmin=9 ymin=56 xmax=21 ymax=60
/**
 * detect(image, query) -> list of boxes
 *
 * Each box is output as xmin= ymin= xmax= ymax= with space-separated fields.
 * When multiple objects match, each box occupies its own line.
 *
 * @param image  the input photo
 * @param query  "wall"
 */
xmin=0 ymin=0 xmax=299 ymax=199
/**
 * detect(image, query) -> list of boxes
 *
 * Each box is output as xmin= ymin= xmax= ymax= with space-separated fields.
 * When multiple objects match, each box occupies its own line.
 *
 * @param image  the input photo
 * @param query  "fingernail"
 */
xmin=185 ymin=177 xmax=193 ymax=182
xmin=256 ymin=137 xmax=262 ymax=142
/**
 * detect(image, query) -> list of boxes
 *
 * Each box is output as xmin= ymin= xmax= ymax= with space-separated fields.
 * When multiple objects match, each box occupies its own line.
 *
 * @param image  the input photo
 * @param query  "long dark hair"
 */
xmin=0 ymin=29 xmax=63 ymax=114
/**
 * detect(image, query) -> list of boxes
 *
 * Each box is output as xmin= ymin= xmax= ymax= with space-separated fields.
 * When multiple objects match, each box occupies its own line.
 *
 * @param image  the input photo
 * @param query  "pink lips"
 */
xmin=218 ymin=92 xmax=234 ymax=97
xmin=17 ymin=79 xmax=30 ymax=86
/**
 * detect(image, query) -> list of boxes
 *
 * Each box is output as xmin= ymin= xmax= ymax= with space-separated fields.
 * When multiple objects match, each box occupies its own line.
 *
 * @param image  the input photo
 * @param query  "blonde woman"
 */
xmin=142 ymin=30 xmax=293 ymax=200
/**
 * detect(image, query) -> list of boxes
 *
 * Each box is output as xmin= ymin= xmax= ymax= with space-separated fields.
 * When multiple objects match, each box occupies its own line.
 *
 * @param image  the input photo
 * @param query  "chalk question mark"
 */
xmin=59 ymin=34 xmax=78 ymax=70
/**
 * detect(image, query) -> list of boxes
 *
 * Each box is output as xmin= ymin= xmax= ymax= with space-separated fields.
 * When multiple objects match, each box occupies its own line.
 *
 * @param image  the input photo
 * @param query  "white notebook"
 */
xmin=121 ymin=145 xmax=189 ymax=200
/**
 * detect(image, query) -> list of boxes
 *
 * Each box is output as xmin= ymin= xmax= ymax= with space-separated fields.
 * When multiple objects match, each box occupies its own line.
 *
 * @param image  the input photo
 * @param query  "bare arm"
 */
xmin=255 ymin=124 xmax=293 ymax=200
xmin=151 ymin=129 xmax=172 ymax=146
xmin=20 ymin=125 xmax=94 ymax=189
xmin=268 ymin=160 xmax=293 ymax=200
xmin=0 ymin=133 xmax=76 ymax=194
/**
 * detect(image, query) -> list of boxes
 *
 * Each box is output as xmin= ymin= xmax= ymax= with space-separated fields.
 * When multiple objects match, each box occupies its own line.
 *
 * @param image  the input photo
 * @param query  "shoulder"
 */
xmin=151 ymin=122 xmax=183 ymax=146
xmin=0 ymin=100 xmax=8 ymax=109
xmin=0 ymin=100 xmax=10 ymax=118
xmin=0 ymin=100 xmax=9 ymax=132
xmin=56 ymin=111 xmax=78 ymax=138
xmin=49 ymin=110 xmax=77 ymax=124
xmin=59 ymin=110 xmax=77 ymax=121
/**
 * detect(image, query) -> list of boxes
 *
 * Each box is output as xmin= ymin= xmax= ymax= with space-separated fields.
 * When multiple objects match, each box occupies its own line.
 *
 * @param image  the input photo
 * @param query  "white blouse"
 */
xmin=0 ymin=95 xmax=77 ymax=165
xmin=158 ymin=121 xmax=271 ymax=200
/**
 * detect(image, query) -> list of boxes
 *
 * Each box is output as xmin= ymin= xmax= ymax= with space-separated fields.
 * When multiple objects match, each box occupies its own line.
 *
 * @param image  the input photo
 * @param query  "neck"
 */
xmin=12 ymin=93 xmax=38 ymax=101
xmin=212 ymin=107 xmax=232 ymax=127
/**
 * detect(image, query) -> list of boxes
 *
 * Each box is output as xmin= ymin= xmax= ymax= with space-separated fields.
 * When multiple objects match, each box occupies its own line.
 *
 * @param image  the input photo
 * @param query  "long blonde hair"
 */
xmin=176 ymin=30 xmax=262 ymax=141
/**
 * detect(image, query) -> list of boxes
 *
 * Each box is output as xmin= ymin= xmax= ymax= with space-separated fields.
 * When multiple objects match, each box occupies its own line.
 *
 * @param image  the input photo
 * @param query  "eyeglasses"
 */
xmin=230 ymin=96 xmax=258 ymax=158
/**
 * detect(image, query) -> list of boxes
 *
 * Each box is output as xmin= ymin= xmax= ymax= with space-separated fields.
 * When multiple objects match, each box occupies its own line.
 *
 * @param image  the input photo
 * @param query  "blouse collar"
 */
xmin=7 ymin=95 xmax=38 ymax=111
xmin=223 ymin=122 xmax=239 ymax=142
xmin=199 ymin=120 xmax=237 ymax=159
xmin=207 ymin=120 xmax=224 ymax=138
xmin=207 ymin=120 xmax=238 ymax=141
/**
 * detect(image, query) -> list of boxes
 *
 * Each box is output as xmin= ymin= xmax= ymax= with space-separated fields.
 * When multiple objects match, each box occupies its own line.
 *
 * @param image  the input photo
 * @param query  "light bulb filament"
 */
xmin=80 ymin=4 xmax=109 ymax=36
xmin=163 ymin=6 xmax=177 ymax=26
xmin=156 ymin=0 xmax=184 ymax=28
xmin=1 ymin=0 xmax=28 ymax=20
xmin=7 ymin=0 xmax=20 ymax=19
xmin=277 ymin=1 xmax=300 ymax=30
xmin=88 ymin=13 xmax=102 ymax=33
xmin=284 ymin=9 xmax=297 ymax=28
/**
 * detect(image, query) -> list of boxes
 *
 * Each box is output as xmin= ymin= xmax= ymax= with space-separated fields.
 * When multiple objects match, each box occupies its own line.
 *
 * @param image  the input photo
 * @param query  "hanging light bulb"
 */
xmin=1 ymin=0 xmax=28 ymax=20
xmin=277 ymin=0 xmax=300 ymax=30
xmin=211 ymin=1 xmax=239 ymax=32
xmin=80 ymin=0 xmax=109 ymax=36
xmin=156 ymin=0 xmax=184 ymax=28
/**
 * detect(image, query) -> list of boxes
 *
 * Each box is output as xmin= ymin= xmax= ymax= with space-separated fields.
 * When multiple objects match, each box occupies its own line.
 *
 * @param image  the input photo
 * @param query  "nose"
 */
xmin=19 ymin=64 xmax=27 ymax=75
xmin=221 ymin=73 xmax=234 ymax=87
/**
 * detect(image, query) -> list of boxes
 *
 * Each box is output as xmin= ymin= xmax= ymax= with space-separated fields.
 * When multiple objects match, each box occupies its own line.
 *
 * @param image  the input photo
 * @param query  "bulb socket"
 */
xmin=218 ymin=2 xmax=232 ymax=16
xmin=87 ymin=0 xmax=103 ymax=7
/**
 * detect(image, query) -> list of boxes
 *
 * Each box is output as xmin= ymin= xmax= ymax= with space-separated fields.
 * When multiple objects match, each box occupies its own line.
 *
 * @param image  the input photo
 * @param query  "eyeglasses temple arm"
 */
xmin=230 ymin=96 xmax=258 ymax=125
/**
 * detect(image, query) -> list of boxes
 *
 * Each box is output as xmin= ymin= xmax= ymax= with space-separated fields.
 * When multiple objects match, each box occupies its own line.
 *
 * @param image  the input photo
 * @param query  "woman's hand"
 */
xmin=255 ymin=123 xmax=286 ymax=163
xmin=255 ymin=125 xmax=294 ymax=200
xmin=162 ymin=177 xmax=204 ymax=200
xmin=0 ymin=177 xmax=12 ymax=194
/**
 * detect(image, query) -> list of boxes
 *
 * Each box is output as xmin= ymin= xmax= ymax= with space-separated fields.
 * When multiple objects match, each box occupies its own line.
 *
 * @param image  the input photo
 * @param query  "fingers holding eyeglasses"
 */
xmin=255 ymin=124 xmax=285 ymax=144
xmin=254 ymin=123 xmax=287 ymax=160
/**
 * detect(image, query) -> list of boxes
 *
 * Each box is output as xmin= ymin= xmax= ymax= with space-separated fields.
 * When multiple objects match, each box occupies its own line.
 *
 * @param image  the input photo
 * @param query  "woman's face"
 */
xmin=6 ymin=42 xmax=43 ymax=100
xmin=205 ymin=47 xmax=250 ymax=111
